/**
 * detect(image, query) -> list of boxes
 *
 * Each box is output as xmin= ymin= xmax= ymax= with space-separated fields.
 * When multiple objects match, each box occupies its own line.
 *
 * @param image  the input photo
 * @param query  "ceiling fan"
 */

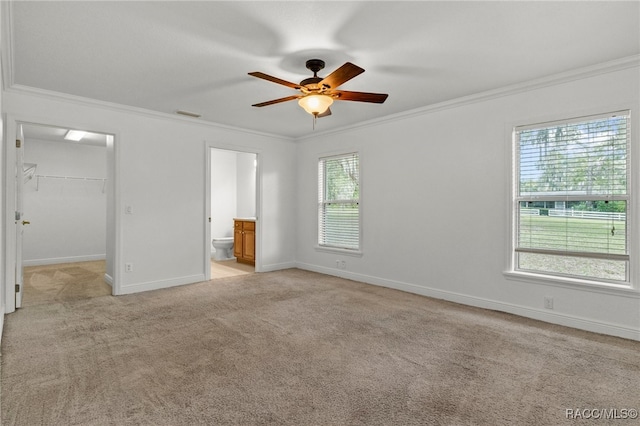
xmin=248 ymin=59 xmax=388 ymax=120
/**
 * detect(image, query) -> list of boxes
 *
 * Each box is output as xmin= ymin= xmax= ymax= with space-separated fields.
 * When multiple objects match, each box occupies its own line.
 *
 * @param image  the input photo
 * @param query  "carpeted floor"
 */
xmin=22 ymin=259 xmax=253 ymax=308
xmin=1 ymin=269 xmax=638 ymax=425
xmin=22 ymin=260 xmax=112 ymax=307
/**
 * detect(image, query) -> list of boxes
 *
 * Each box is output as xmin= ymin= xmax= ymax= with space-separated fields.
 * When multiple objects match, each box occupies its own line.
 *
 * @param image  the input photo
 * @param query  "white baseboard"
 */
xmin=104 ymin=273 xmax=113 ymax=287
xmin=259 ymin=261 xmax=296 ymax=273
xmin=118 ymin=274 xmax=205 ymax=295
xmin=24 ymin=254 xmax=106 ymax=267
xmin=296 ymin=262 xmax=640 ymax=342
xmin=116 ymin=261 xmax=295 ymax=296
xmin=0 ymin=305 xmax=5 ymax=350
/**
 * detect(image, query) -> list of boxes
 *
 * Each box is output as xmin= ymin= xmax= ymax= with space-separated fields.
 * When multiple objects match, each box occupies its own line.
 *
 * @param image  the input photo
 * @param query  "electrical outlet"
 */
xmin=544 ymin=297 xmax=554 ymax=309
xmin=340 ymin=260 xmax=346 ymax=270
xmin=125 ymin=263 xmax=133 ymax=273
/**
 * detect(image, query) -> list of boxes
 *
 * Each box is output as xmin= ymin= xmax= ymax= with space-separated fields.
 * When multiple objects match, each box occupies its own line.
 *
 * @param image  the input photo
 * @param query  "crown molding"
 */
xmin=297 ymin=55 xmax=640 ymax=142
xmin=3 ymin=84 xmax=295 ymax=142
xmin=3 ymin=10 xmax=637 ymax=146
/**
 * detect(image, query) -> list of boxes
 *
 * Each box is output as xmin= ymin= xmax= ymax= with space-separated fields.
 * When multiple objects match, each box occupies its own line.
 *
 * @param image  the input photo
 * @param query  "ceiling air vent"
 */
xmin=176 ymin=110 xmax=201 ymax=118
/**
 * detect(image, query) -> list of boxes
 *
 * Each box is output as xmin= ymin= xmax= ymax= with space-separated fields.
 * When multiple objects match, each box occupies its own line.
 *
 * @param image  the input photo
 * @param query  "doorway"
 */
xmin=6 ymin=120 xmax=118 ymax=311
xmin=205 ymin=145 xmax=259 ymax=281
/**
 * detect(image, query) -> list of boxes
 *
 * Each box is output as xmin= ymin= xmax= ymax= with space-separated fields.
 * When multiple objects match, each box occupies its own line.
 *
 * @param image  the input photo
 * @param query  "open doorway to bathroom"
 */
xmin=207 ymin=147 xmax=257 ymax=280
xmin=20 ymin=124 xmax=112 ymax=307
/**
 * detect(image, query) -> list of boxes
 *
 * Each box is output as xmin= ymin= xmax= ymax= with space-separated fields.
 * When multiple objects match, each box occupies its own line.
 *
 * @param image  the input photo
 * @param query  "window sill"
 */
xmin=503 ymin=270 xmax=640 ymax=298
xmin=315 ymin=246 xmax=363 ymax=257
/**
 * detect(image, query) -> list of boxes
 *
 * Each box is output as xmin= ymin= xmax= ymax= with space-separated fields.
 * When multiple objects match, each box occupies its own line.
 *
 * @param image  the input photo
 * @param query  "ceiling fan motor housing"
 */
xmin=305 ymin=59 xmax=325 ymax=74
xmin=301 ymin=59 xmax=326 ymax=90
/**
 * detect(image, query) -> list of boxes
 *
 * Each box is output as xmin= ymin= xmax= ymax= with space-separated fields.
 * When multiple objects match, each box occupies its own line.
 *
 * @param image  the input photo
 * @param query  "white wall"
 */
xmin=3 ymin=89 xmax=297 ymax=302
xmin=296 ymin=65 xmax=640 ymax=340
xmin=105 ymin=134 xmax=115 ymax=284
xmin=23 ymin=138 xmax=106 ymax=265
xmin=0 ymin=0 xmax=4 ymax=331
xmin=236 ymin=152 xmax=256 ymax=218
xmin=210 ymin=148 xmax=238 ymax=242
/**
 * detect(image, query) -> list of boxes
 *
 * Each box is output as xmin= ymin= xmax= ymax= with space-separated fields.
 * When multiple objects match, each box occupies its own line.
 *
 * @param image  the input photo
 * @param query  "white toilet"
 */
xmin=212 ymin=237 xmax=234 ymax=261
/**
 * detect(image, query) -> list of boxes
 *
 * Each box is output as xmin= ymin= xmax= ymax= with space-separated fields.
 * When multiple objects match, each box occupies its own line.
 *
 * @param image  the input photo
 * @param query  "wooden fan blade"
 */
xmin=317 ymin=108 xmax=332 ymax=118
xmin=252 ymin=95 xmax=301 ymax=107
xmin=248 ymin=72 xmax=301 ymax=89
xmin=333 ymin=90 xmax=388 ymax=103
xmin=319 ymin=62 xmax=364 ymax=90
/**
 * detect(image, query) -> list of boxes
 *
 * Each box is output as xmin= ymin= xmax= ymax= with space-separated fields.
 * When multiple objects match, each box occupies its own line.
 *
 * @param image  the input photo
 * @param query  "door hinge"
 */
xmin=15 ymin=284 xmax=20 ymax=293
xmin=16 ymin=139 xmax=21 ymax=148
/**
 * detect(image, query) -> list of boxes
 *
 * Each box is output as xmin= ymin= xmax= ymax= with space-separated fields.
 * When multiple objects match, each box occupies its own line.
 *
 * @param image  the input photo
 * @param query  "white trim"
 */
xmin=6 ymin=84 xmax=294 ymax=142
xmin=204 ymin=143 xmax=212 ymax=281
xmin=505 ymin=103 xmax=640 ymax=290
xmin=4 ymin=118 xmax=18 ymax=313
xmin=296 ymin=262 xmax=640 ymax=341
xmin=298 ymin=55 xmax=640 ymax=142
xmin=1 ymin=1 xmax=15 ymax=91
xmin=503 ymin=270 xmax=640 ymax=298
xmin=0 ymin=305 xmax=5 ymax=348
xmin=3 ymin=114 xmax=121 ymax=305
xmin=104 ymin=273 xmax=113 ymax=287
xmin=108 ymin=132 xmax=122 ymax=296
xmin=118 ymin=274 xmax=205 ymax=295
xmin=514 ymin=109 xmax=631 ymax=133
xmin=314 ymin=246 xmax=363 ymax=257
xmin=317 ymin=151 xmax=361 ymax=252
xmin=629 ymin=106 xmax=640 ymax=290
xmin=204 ymin=142 xmax=262 ymax=275
xmin=3 ymin=38 xmax=636 ymax=144
xmin=260 ymin=261 xmax=296 ymax=272
xmin=23 ymin=254 xmax=106 ymax=267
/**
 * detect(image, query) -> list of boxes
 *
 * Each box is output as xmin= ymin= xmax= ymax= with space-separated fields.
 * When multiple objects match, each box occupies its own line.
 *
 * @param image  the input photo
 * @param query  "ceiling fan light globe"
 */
xmin=298 ymin=94 xmax=333 ymax=115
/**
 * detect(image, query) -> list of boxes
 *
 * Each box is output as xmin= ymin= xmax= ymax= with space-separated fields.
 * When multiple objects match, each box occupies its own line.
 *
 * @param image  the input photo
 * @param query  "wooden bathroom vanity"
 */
xmin=234 ymin=218 xmax=255 ymax=265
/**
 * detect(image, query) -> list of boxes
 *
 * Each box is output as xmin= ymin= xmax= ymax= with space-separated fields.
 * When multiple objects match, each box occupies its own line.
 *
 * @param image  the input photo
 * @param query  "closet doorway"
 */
xmin=205 ymin=145 xmax=259 ymax=281
xmin=19 ymin=124 xmax=113 ymax=307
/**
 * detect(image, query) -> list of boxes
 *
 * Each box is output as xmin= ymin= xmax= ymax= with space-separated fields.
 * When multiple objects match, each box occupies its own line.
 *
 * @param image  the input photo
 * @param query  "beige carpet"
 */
xmin=22 ymin=260 xmax=111 ymax=307
xmin=2 ymin=269 xmax=638 ymax=425
xmin=23 ymin=259 xmax=251 ymax=308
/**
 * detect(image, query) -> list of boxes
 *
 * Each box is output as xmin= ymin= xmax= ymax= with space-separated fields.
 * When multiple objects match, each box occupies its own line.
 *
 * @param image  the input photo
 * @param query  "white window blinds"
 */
xmin=514 ymin=111 xmax=630 ymax=282
xmin=318 ymin=153 xmax=360 ymax=250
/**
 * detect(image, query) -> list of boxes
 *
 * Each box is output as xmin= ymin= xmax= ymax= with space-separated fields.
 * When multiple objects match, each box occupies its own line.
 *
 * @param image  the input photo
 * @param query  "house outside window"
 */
xmin=513 ymin=111 xmax=630 ymax=284
xmin=318 ymin=152 xmax=360 ymax=251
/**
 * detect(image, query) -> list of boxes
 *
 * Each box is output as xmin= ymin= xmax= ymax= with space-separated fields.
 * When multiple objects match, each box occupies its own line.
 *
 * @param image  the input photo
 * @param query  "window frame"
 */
xmin=507 ymin=109 xmax=636 ymax=291
xmin=316 ymin=151 xmax=362 ymax=255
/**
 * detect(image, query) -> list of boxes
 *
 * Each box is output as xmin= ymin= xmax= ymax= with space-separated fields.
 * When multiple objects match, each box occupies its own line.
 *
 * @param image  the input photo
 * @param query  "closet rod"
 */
xmin=35 ymin=174 xmax=105 ymax=181
xmin=34 ymin=174 xmax=107 ymax=192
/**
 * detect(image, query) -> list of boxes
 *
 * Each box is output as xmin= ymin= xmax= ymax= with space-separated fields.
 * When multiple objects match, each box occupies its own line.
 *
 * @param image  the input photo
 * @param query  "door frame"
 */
xmin=3 ymin=115 xmax=121 ymax=313
xmin=14 ymin=124 xmax=24 ymax=308
xmin=204 ymin=141 xmax=261 ymax=280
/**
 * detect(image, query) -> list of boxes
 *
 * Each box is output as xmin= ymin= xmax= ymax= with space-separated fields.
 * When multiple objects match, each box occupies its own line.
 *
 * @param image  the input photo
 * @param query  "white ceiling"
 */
xmin=6 ymin=1 xmax=640 ymax=139
xmin=20 ymin=124 xmax=108 ymax=147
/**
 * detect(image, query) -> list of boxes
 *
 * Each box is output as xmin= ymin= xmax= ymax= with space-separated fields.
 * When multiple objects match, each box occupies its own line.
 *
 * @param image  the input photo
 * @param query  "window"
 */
xmin=513 ymin=111 xmax=630 ymax=283
xmin=318 ymin=152 xmax=360 ymax=250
